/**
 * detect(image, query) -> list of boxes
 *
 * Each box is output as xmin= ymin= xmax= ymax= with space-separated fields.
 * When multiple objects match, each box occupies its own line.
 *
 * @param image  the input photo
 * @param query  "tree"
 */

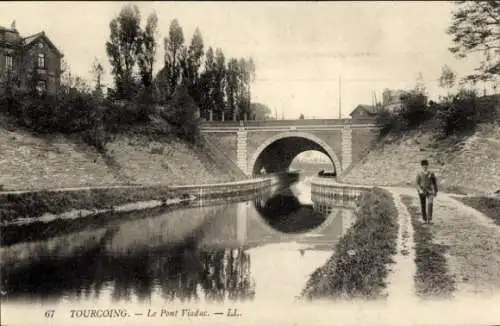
xmin=137 ymin=12 xmax=158 ymax=96
xmin=250 ymin=102 xmax=273 ymax=120
xmin=299 ymin=113 xmax=305 ymax=119
xmin=415 ymin=72 xmax=426 ymax=95
xmin=439 ymin=64 xmax=456 ymax=90
xmin=163 ymin=19 xmax=185 ymax=100
xmin=159 ymin=84 xmax=200 ymax=143
xmin=213 ymin=48 xmax=227 ymax=119
xmin=226 ymin=58 xmax=239 ymax=120
xmin=236 ymin=58 xmax=255 ymax=120
xmin=198 ymin=47 xmax=215 ymax=120
xmin=447 ymin=1 xmax=500 ymax=82
xmin=181 ymin=28 xmax=204 ymax=104
xmin=106 ymin=4 xmax=143 ymax=100
xmin=90 ymin=57 xmax=106 ymax=97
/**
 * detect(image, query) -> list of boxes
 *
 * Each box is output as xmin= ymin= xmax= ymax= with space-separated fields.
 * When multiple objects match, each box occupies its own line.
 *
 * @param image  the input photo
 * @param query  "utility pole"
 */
xmin=338 ymin=75 xmax=342 ymax=119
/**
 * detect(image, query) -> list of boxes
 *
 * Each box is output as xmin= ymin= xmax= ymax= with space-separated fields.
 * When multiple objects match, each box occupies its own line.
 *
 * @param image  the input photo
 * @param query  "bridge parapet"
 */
xmin=200 ymin=117 xmax=376 ymax=128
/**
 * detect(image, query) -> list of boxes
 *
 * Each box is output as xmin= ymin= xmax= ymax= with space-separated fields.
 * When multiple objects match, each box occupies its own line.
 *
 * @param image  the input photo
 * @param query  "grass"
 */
xmin=401 ymin=195 xmax=455 ymax=299
xmin=301 ymin=187 xmax=399 ymax=300
xmin=453 ymin=196 xmax=500 ymax=226
xmin=0 ymin=180 xmax=272 ymax=222
xmin=0 ymin=186 xmax=173 ymax=222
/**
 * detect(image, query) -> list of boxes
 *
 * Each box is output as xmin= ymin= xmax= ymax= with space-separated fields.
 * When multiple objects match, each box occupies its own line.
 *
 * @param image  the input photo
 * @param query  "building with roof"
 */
xmin=0 ymin=21 xmax=64 ymax=95
xmin=349 ymin=104 xmax=379 ymax=118
xmin=381 ymin=89 xmax=408 ymax=111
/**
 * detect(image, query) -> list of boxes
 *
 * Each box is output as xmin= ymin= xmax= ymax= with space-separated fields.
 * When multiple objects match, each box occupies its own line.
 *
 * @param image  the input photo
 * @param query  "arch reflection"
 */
xmin=253 ymin=187 xmax=328 ymax=234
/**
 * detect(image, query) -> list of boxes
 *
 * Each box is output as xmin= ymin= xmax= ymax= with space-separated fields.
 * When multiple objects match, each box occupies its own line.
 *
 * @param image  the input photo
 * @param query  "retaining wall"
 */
xmin=0 ymin=175 xmax=285 ymax=222
xmin=310 ymin=177 xmax=372 ymax=206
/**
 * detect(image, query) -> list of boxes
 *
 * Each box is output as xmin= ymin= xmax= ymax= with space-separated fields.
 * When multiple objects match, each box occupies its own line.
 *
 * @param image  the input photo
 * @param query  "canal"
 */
xmin=0 ymin=174 xmax=356 ymax=306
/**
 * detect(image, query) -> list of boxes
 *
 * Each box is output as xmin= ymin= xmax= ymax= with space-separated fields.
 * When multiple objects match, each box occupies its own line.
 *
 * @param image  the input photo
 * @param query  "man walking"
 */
xmin=416 ymin=159 xmax=438 ymax=224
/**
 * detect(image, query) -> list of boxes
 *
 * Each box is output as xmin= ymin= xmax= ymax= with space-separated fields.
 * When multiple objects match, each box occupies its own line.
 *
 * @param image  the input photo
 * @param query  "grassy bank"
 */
xmin=453 ymin=196 xmax=500 ymax=226
xmin=0 ymin=179 xmax=272 ymax=222
xmin=301 ymin=187 xmax=398 ymax=300
xmin=0 ymin=186 xmax=173 ymax=222
xmin=401 ymin=195 xmax=455 ymax=299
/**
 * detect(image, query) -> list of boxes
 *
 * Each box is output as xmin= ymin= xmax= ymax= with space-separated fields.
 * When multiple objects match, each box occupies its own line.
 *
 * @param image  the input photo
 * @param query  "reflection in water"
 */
xmin=1 ymin=176 xmax=357 ymax=305
xmin=253 ymin=179 xmax=328 ymax=234
xmin=253 ymin=191 xmax=327 ymax=234
xmin=2 ymin=245 xmax=255 ymax=304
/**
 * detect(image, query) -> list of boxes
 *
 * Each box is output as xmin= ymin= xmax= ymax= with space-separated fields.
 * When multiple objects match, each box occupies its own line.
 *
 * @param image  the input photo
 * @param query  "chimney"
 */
xmin=11 ymin=20 xmax=16 ymax=31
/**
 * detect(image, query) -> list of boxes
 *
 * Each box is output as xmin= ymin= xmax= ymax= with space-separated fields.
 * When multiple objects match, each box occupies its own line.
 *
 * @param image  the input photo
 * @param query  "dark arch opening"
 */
xmin=251 ymin=136 xmax=338 ymax=176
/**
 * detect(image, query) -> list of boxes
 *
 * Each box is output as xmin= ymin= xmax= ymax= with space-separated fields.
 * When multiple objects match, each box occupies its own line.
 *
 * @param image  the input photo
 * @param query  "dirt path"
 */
xmin=393 ymin=188 xmax=500 ymax=299
xmin=384 ymin=190 xmax=418 ymax=305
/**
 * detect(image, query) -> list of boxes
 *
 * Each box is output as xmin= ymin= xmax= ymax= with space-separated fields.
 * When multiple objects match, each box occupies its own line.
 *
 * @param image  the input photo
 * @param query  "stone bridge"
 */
xmin=200 ymin=118 xmax=378 ymax=177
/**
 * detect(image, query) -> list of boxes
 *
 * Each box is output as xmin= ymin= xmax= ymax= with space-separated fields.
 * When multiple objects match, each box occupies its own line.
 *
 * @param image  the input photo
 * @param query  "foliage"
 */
xmin=301 ymin=188 xmax=398 ymax=300
xmin=375 ymin=90 xmax=432 ymax=138
xmin=299 ymin=113 xmax=305 ymax=119
xmin=398 ymin=90 xmax=432 ymax=129
xmin=250 ymin=102 xmax=273 ymax=120
xmin=437 ymin=88 xmax=498 ymax=138
xmin=447 ymin=1 xmax=500 ymax=83
xmin=439 ymin=65 xmax=456 ymax=90
xmin=153 ymin=17 xmax=257 ymax=122
xmin=160 ymin=19 xmax=185 ymax=102
xmin=374 ymin=108 xmax=397 ymax=138
xmin=159 ymin=85 xmax=200 ymax=143
xmin=182 ymin=28 xmax=204 ymax=104
xmin=105 ymin=4 xmax=144 ymax=100
xmin=90 ymin=57 xmax=106 ymax=95
xmin=137 ymin=12 xmax=159 ymax=94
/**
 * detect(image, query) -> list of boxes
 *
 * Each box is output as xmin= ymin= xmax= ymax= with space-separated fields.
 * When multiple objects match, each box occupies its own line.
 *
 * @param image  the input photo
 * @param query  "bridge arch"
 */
xmin=248 ymin=131 xmax=342 ymax=177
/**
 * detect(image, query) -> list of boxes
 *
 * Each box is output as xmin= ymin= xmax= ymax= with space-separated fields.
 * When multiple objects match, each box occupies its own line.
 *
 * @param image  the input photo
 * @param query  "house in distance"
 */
xmin=0 ymin=21 xmax=64 ymax=95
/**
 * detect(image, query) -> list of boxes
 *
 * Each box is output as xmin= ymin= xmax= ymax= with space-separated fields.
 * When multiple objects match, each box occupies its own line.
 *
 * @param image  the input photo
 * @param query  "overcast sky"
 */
xmin=1 ymin=1 xmax=490 ymax=118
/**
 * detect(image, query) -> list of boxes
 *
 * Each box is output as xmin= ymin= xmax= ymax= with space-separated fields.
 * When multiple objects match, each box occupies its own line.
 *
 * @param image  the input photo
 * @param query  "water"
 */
xmin=0 ymin=175 xmax=356 ymax=306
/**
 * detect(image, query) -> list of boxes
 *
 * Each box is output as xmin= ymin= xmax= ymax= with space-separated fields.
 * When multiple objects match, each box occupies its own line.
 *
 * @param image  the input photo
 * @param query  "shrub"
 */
xmin=159 ymin=84 xmax=201 ymax=144
xmin=3 ymin=90 xmax=99 ymax=134
xmin=375 ymin=108 xmax=398 ymax=138
xmin=398 ymin=91 xmax=433 ymax=129
xmin=375 ymin=91 xmax=433 ymax=137
xmin=435 ymin=89 xmax=479 ymax=137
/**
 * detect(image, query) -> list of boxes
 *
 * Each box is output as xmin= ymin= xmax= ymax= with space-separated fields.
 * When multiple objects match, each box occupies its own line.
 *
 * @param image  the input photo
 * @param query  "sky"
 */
xmin=1 ymin=1 xmax=494 ymax=119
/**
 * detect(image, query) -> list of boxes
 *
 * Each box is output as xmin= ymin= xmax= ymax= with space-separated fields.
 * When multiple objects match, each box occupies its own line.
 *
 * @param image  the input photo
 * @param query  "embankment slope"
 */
xmin=0 ymin=124 xmax=237 ymax=191
xmin=342 ymin=122 xmax=500 ymax=196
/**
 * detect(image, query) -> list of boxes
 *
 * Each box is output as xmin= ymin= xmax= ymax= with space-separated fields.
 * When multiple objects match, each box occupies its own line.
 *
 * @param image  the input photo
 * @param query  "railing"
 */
xmin=200 ymin=117 xmax=377 ymax=128
xmin=310 ymin=177 xmax=372 ymax=205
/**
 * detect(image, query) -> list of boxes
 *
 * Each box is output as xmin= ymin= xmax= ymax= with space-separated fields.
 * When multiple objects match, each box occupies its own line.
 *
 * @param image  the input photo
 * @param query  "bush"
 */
xmin=375 ymin=108 xmax=398 ymax=138
xmin=159 ymin=85 xmax=201 ymax=144
xmin=101 ymin=99 xmax=144 ymax=133
xmin=375 ymin=91 xmax=433 ymax=137
xmin=435 ymin=89 xmax=479 ymax=137
xmin=398 ymin=91 xmax=433 ymax=129
xmin=2 ymin=90 xmax=99 ymax=134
